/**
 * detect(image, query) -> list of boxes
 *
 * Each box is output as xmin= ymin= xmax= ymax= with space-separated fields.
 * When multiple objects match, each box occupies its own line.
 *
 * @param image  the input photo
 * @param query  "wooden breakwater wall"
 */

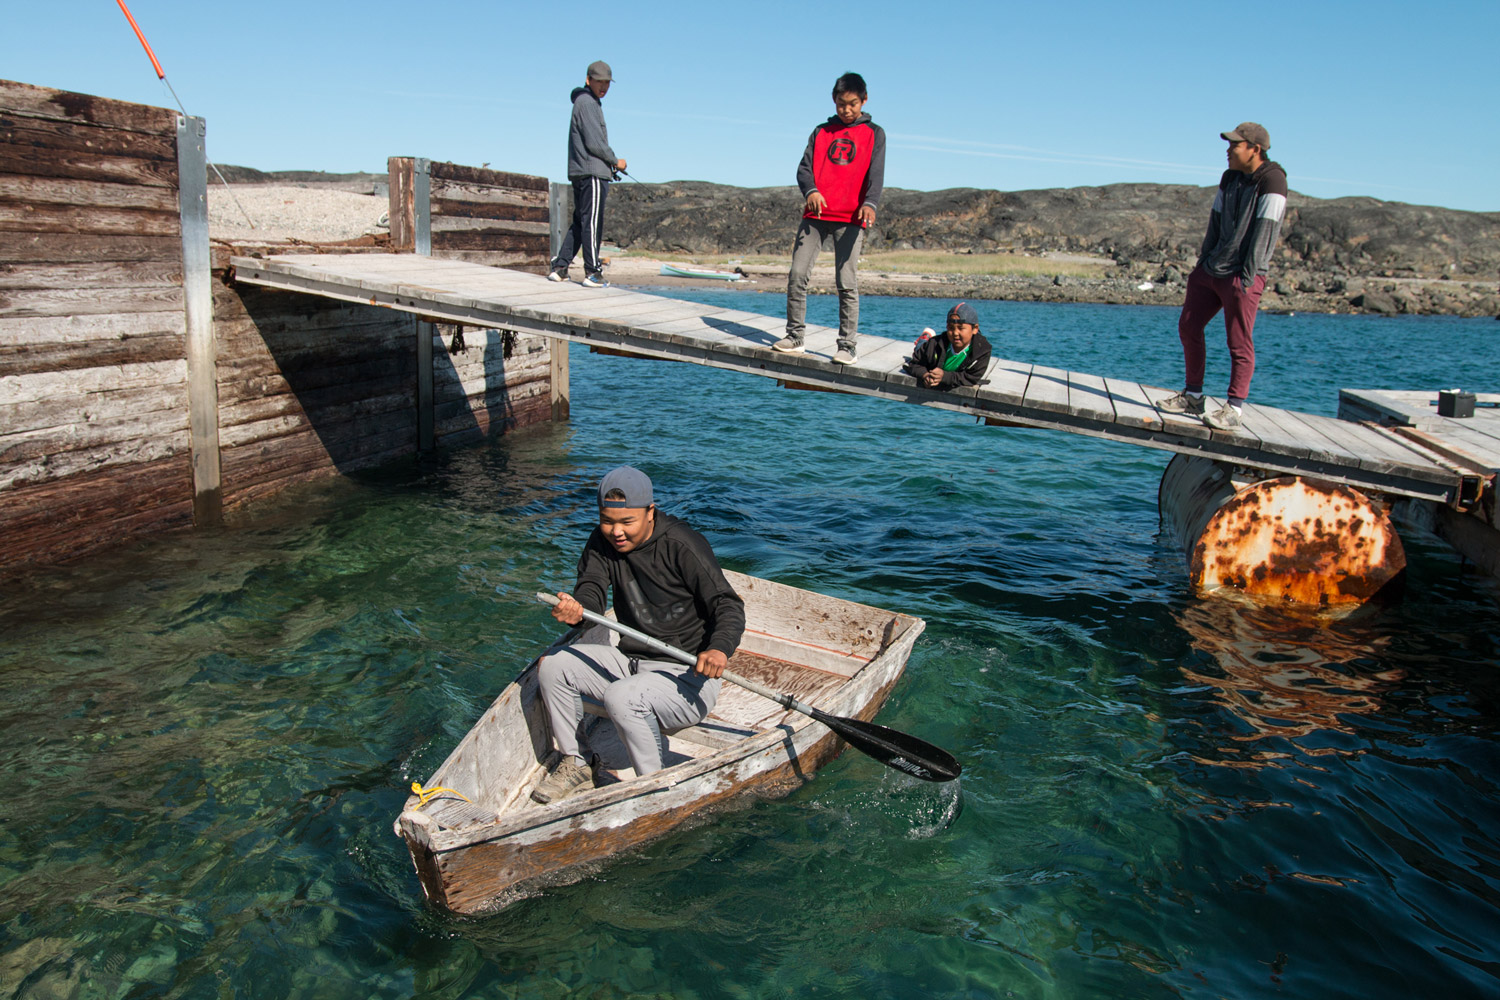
xmin=0 ymin=79 xmax=560 ymax=576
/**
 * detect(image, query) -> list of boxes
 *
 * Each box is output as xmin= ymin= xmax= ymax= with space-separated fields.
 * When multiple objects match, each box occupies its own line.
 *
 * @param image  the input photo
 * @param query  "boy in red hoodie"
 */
xmin=773 ymin=72 xmax=886 ymax=366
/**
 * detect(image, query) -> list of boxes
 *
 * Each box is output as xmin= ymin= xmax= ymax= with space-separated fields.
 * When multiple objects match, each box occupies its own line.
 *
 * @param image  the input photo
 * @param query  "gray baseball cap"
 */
xmin=587 ymin=60 xmax=613 ymax=82
xmin=1221 ymin=121 xmax=1270 ymax=151
xmin=599 ymin=466 xmax=651 ymax=508
xmin=947 ymin=301 xmax=979 ymax=325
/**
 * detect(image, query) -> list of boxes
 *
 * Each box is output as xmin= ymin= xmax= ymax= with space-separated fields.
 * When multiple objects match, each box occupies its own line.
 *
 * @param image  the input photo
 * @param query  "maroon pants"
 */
xmin=1177 ymin=266 xmax=1265 ymax=402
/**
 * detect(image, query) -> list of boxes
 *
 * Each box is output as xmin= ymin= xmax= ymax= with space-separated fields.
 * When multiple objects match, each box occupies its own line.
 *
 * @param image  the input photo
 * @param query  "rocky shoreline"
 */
xmin=208 ymin=170 xmax=1500 ymax=318
xmin=625 ymin=259 xmax=1498 ymax=318
xmin=606 ymin=182 xmax=1500 ymax=319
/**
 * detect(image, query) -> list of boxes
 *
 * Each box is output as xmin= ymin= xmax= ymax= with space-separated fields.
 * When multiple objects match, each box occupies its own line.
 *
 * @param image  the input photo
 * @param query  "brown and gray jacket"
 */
xmin=1197 ymin=160 xmax=1288 ymax=286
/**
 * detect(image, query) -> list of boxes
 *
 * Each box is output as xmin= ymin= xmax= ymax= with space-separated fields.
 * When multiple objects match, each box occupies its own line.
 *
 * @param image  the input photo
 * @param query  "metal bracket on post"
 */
xmin=415 ymin=158 xmax=431 ymax=257
xmin=176 ymin=114 xmax=222 ymax=525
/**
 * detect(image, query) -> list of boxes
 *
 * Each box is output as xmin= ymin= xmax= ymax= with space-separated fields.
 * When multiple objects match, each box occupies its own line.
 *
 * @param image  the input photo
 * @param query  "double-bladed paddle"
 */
xmin=535 ymin=592 xmax=961 ymax=782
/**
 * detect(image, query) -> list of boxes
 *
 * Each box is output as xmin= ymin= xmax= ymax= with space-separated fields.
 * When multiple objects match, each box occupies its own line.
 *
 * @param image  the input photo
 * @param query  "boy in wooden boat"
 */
xmin=532 ymin=466 xmax=745 ymax=804
xmin=905 ymin=302 xmax=993 ymax=390
xmin=1157 ymin=122 xmax=1288 ymax=432
xmin=773 ymin=71 xmax=886 ymax=366
xmin=548 ymin=60 xmax=627 ymax=289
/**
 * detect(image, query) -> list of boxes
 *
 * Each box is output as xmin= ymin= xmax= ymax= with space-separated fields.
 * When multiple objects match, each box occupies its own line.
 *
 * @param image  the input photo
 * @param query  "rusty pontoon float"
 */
xmin=394 ymin=571 xmax=926 ymax=914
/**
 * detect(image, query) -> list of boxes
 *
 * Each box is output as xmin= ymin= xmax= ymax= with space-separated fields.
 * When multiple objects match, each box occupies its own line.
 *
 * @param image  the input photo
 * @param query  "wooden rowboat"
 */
xmin=394 ymin=571 xmax=925 ymax=914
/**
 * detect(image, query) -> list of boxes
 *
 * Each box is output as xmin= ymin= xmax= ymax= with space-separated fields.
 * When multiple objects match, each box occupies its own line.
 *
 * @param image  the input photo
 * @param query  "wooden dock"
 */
xmin=230 ymin=253 xmax=1492 ymax=507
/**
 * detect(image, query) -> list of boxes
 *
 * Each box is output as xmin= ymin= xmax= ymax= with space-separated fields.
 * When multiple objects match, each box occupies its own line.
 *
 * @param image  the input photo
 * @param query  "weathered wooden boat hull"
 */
xmin=395 ymin=572 xmax=923 ymax=914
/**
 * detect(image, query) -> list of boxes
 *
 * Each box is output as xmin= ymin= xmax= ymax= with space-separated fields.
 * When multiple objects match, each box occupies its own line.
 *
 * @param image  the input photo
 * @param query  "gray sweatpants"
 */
xmin=785 ymin=217 xmax=864 ymax=352
xmin=536 ymin=643 xmax=721 ymax=775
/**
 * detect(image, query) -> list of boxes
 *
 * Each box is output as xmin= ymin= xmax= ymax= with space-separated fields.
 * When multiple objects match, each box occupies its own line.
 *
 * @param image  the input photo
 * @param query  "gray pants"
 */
xmin=785 ymin=217 xmax=864 ymax=352
xmin=536 ymin=643 xmax=721 ymax=775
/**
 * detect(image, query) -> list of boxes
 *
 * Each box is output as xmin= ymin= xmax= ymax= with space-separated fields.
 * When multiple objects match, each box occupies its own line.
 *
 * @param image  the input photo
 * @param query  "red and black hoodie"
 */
xmin=795 ymin=113 xmax=886 ymax=225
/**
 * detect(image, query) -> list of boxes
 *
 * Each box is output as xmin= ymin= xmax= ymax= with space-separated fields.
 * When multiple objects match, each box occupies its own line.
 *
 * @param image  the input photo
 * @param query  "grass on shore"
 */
xmin=640 ymin=249 xmax=1116 ymax=278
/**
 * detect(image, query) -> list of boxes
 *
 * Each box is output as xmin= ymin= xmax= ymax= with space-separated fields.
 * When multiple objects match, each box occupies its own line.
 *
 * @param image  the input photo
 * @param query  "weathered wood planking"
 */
xmin=0 ymin=79 xmax=194 ymax=575
xmin=388 ymin=158 xmax=550 ymax=272
xmin=0 ymin=86 xmax=568 ymax=576
xmin=213 ymin=282 xmax=557 ymax=509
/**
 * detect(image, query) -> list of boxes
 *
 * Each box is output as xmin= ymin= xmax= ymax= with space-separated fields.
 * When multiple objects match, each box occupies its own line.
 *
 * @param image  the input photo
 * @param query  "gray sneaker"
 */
xmin=1203 ymin=403 xmax=1243 ymax=432
xmin=547 ymin=269 xmax=567 ymax=282
xmin=531 ymin=757 xmax=593 ymax=804
xmin=832 ymin=348 xmax=857 ymax=365
xmin=1156 ymin=390 xmax=1206 ymax=416
xmin=771 ymin=337 xmax=805 ymax=354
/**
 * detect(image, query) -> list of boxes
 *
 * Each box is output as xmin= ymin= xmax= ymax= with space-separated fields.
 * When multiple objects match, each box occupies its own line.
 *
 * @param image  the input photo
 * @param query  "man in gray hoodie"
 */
xmin=549 ymin=60 xmax=626 ymax=288
xmin=1157 ymin=122 xmax=1288 ymax=431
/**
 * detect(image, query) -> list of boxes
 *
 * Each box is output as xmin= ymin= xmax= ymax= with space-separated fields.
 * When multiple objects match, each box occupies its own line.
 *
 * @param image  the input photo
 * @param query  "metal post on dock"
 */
xmin=176 ymin=114 xmax=222 ymax=525
xmin=546 ymin=180 xmax=571 ymax=422
xmin=414 ymin=158 xmax=431 ymax=257
xmin=549 ymin=182 xmax=568 ymax=263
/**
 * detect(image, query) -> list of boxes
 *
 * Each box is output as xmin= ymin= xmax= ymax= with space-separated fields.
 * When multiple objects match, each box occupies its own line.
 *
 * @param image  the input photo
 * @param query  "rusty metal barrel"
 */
xmin=1159 ymin=455 xmax=1406 ymax=607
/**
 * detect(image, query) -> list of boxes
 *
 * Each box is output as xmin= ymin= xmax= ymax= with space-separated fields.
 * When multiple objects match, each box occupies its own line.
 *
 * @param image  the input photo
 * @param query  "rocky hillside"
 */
xmin=606 ymin=182 xmax=1500 ymax=317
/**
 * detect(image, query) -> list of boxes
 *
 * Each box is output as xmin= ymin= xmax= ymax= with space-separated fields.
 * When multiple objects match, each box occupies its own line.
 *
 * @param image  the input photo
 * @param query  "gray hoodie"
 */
xmin=566 ymin=86 xmax=618 ymax=180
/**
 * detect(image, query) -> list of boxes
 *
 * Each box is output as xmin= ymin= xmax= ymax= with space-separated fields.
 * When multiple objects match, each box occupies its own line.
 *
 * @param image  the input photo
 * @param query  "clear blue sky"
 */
xmin=7 ymin=1 xmax=1498 ymax=211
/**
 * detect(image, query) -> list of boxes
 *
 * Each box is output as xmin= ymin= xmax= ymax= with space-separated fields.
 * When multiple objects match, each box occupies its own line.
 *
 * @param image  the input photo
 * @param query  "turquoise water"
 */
xmin=2 ymin=291 xmax=1498 ymax=999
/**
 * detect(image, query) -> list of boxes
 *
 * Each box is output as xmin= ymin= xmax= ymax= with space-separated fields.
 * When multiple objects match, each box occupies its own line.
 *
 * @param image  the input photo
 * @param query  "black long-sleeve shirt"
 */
xmin=573 ymin=513 xmax=745 ymax=658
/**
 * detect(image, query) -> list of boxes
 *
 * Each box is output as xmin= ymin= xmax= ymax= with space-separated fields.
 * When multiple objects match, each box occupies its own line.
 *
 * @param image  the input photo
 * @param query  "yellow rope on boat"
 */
xmin=410 ymin=781 xmax=471 ymax=808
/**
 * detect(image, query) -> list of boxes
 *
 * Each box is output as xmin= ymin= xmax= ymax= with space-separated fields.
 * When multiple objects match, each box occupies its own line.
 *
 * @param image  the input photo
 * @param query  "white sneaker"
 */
xmin=547 ymin=269 xmax=566 ymax=282
xmin=1203 ymin=403 xmax=1243 ymax=431
xmin=581 ymin=274 xmax=608 ymax=288
xmin=832 ymin=348 xmax=857 ymax=365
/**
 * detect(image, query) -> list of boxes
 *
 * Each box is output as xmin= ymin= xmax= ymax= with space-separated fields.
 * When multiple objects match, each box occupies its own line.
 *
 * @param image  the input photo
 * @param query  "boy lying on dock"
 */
xmin=905 ymin=302 xmax=993 ymax=390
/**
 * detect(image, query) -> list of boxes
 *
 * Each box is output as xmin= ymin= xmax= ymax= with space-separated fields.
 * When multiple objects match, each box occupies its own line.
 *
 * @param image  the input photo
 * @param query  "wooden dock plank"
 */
xmin=1024 ymin=363 xmax=1071 ymax=415
xmin=844 ymin=337 xmax=912 ymax=380
xmin=1066 ymin=371 xmax=1117 ymax=424
xmin=979 ymin=358 xmax=1031 ymax=407
xmin=1303 ymin=414 xmax=1446 ymax=480
xmin=1102 ymin=379 xmax=1163 ymax=432
xmin=226 ymin=253 xmax=1472 ymax=504
xmin=1238 ymin=403 xmax=1320 ymax=461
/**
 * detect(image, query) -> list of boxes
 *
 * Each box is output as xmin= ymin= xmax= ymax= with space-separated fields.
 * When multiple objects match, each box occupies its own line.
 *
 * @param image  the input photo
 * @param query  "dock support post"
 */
xmin=392 ymin=157 xmax=437 ymax=449
xmin=416 ymin=321 xmax=435 ymax=451
xmin=549 ymin=181 xmax=568 ymax=263
xmin=550 ymin=338 xmax=570 ymax=422
xmin=176 ymin=115 xmax=221 ymax=526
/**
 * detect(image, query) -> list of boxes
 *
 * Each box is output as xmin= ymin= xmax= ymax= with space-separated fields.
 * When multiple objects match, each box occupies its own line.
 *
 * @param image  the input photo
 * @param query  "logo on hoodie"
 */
xmin=827 ymin=136 xmax=857 ymax=166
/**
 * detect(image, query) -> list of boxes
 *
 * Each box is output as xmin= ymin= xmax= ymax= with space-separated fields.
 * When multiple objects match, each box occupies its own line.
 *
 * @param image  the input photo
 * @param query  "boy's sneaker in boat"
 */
xmin=531 ymin=757 xmax=593 ymax=804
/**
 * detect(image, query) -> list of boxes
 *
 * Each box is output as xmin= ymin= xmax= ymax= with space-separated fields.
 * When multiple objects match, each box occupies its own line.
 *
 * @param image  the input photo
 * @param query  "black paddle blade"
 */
xmin=812 ymin=709 xmax=962 ymax=782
